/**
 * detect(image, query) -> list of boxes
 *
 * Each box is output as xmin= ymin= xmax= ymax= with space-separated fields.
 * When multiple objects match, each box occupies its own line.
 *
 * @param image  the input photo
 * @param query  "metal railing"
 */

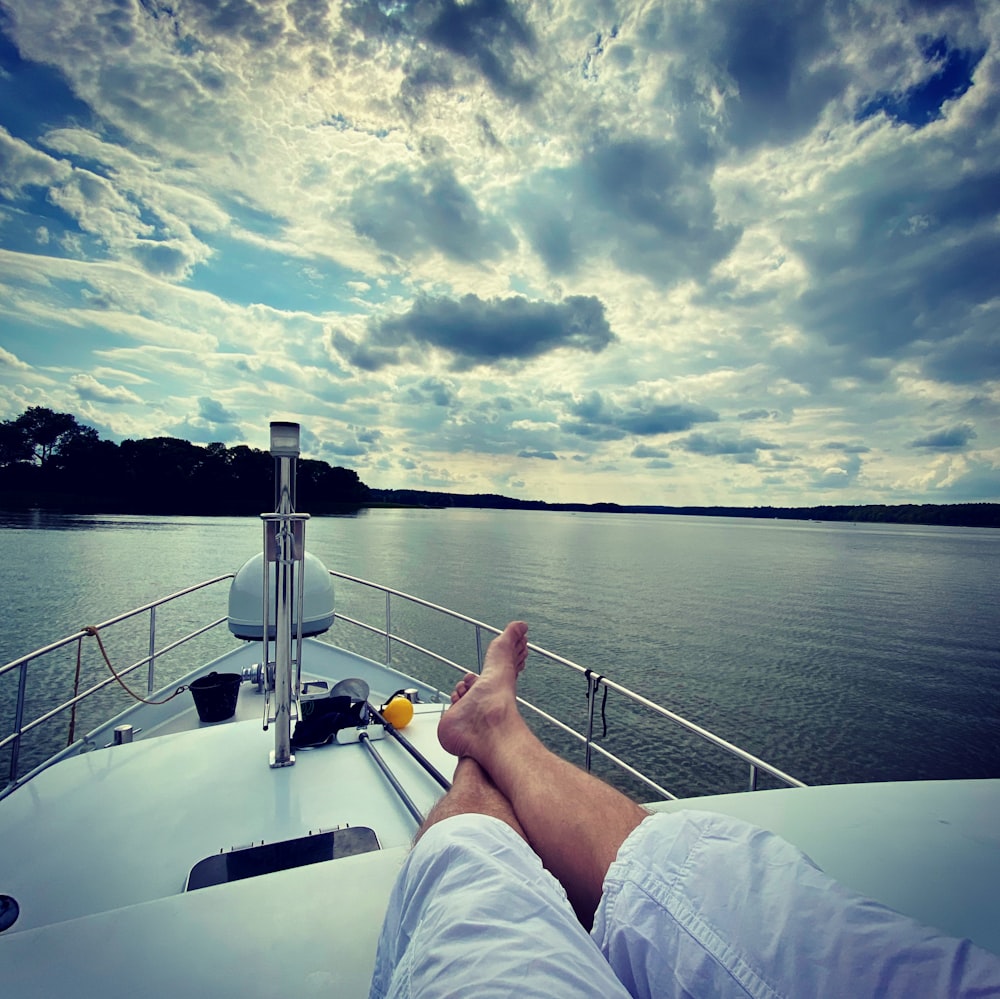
xmin=329 ymin=570 xmax=807 ymax=800
xmin=0 ymin=574 xmax=235 ymax=797
xmin=1 ymin=568 xmax=806 ymax=802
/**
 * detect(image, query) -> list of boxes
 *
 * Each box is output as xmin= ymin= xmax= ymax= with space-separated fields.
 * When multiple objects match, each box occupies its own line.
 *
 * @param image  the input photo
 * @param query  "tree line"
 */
xmin=0 ymin=407 xmax=369 ymax=514
xmin=1 ymin=406 xmax=996 ymax=526
xmin=365 ymin=489 xmax=1000 ymax=528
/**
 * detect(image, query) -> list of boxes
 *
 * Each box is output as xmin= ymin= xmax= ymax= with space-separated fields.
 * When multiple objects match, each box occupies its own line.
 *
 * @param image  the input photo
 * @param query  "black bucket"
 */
xmin=189 ymin=671 xmax=241 ymax=723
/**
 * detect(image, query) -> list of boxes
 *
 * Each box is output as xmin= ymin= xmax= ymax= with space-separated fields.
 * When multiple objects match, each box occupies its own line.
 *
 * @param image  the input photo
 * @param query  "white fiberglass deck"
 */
xmin=0 ymin=690 xmax=454 ymax=997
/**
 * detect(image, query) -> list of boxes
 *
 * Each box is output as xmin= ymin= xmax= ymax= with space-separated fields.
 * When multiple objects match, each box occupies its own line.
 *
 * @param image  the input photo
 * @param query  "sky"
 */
xmin=0 ymin=0 xmax=998 ymax=507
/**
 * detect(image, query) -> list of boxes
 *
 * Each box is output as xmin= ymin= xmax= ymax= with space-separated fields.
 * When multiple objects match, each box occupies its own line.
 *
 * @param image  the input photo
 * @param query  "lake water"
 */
xmin=1 ymin=508 xmax=998 ymax=797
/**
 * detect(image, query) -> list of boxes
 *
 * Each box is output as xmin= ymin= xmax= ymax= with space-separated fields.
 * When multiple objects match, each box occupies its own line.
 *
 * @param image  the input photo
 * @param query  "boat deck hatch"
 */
xmin=185 ymin=826 xmax=380 ymax=891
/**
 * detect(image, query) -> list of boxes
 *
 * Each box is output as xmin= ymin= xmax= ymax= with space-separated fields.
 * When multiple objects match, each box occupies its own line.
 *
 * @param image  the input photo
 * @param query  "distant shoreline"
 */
xmin=3 ymin=490 xmax=998 ymax=529
xmin=364 ymin=492 xmax=1000 ymax=528
xmin=3 ymin=410 xmax=996 ymax=528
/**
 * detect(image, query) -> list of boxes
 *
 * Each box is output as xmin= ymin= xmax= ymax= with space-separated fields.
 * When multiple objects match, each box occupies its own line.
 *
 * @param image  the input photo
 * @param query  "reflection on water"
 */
xmin=1 ymin=509 xmax=998 ymax=795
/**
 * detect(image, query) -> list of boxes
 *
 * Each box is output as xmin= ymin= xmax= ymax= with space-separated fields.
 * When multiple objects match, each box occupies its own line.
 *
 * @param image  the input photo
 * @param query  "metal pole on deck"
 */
xmin=267 ymin=421 xmax=301 ymax=769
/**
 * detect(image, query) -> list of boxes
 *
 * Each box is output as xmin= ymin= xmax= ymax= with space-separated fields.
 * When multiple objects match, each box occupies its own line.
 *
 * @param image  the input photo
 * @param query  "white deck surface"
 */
xmin=0 ymin=669 xmax=457 ymax=998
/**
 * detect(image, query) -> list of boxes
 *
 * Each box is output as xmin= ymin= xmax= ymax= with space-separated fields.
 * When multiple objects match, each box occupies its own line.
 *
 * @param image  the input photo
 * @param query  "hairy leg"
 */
xmin=414 ymin=756 xmax=525 ymax=843
xmin=439 ymin=622 xmax=648 ymax=928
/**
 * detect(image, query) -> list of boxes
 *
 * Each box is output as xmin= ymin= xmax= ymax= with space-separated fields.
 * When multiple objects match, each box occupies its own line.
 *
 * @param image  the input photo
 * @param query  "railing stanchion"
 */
xmin=147 ymin=606 xmax=157 ymax=696
xmin=749 ymin=763 xmax=759 ymax=791
xmin=9 ymin=660 xmax=29 ymax=784
xmin=475 ymin=625 xmax=484 ymax=673
xmin=385 ymin=592 xmax=392 ymax=666
xmin=585 ymin=674 xmax=597 ymax=772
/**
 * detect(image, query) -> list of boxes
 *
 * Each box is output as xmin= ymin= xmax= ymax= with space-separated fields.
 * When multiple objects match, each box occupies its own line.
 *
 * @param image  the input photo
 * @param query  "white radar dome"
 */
xmin=228 ymin=552 xmax=336 ymax=640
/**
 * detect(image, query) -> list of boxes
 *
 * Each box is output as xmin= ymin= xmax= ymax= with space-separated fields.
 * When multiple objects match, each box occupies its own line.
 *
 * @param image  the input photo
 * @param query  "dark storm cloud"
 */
xmin=712 ymin=0 xmax=847 ymax=149
xmin=910 ymin=423 xmax=977 ymax=449
xmin=519 ymin=136 xmax=739 ymax=285
xmin=339 ymin=0 xmax=535 ymax=102
xmin=336 ymin=294 xmax=615 ymax=371
xmin=643 ymin=0 xmax=847 ymax=152
xmin=425 ymin=0 xmax=535 ymax=102
xmin=349 ymin=163 xmax=515 ymax=264
xmin=564 ymin=391 xmax=718 ymax=441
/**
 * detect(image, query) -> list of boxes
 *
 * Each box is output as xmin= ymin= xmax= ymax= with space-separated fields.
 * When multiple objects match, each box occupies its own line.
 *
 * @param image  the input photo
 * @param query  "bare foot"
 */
xmin=438 ymin=621 xmax=529 ymax=761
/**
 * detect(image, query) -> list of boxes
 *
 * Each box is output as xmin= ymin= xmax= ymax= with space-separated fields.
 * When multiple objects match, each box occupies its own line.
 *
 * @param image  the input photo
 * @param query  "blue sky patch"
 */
xmin=858 ymin=37 xmax=983 ymax=127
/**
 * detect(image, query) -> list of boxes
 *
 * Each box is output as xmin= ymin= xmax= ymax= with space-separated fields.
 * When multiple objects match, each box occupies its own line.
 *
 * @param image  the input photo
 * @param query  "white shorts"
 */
xmin=369 ymin=813 xmax=632 ymax=998
xmin=371 ymin=811 xmax=1000 ymax=998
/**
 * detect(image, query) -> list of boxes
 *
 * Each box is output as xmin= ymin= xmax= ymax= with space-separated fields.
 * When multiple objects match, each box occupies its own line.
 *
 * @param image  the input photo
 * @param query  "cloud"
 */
xmin=910 ymin=423 xmax=977 ymax=450
xmin=350 ymin=162 xmax=515 ymax=264
xmin=812 ymin=451 xmax=863 ymax=489
xmin=340 ymin=0 xmax=536 ymax=103
xmin=631 ymin=444 xmax=671 ymax=460
xmin=0 ymin=345 xmax=30 ymax=370
xmin=565 ymin=392 xmax=719 ymax=441
xmin=858 ymin=37 xmax=983 ymax=127
xmin=679 ymin=432 xmax=780 ymax=463
xmin=934 ymin=459 xmax=1000 ymax=501
xmin=518 ymin=449 xmax=557 ymax=461
xmin=70 ymin=372 xmax=142 ymax=404
xmin=924 ymin=322 xmax=1000 ymax=385
xmin=823 ymin=442 xmax=871 ymax=454
xmin=0 ymin=126 xmax=71 ymax=196
xmin=337 ymin=294 xmax=616 ymax=371
xmin=168 ymin=396 xmax=245 ymax=444
xmin=0 ymin=124 xmax=212 ymax=280
xmin=519 ymin=136 xmax=740 ymax=285
xmin=403 ymin=377 xmax=455 ymax=407
xmin=424 ymin=0 xmax=536 ymax=102
xmin=696 ymin=0 xmax=849 ymax=150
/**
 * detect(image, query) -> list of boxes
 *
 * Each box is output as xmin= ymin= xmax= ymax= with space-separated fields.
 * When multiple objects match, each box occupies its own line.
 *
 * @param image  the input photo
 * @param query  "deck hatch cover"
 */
xmin=185 ymin=826 xmax=380 ymax=891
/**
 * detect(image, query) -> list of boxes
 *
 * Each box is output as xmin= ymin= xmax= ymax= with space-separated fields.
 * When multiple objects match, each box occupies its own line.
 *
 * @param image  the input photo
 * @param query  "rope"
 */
xmin=81 ymin=625 xmax=189 ymax=707
xmin=584 ymin=669 xmax=610 ymax=739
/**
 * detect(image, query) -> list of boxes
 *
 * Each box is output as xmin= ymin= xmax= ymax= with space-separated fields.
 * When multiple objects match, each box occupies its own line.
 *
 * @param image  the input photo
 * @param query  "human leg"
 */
xmin=414 ymin=756 xmax=524 ymax=843
xmin=438 ymin=621 xmax=649 ymax=929
xmin=593 ymin=810 xmax=1000 ymax=999
xmin=370 ymin=808 xmax=634 ymax=999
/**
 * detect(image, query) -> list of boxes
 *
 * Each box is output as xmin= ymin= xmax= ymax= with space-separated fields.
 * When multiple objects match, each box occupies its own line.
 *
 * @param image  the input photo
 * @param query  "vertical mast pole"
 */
xmin=268 ymin=421 xmax=301 ymax=769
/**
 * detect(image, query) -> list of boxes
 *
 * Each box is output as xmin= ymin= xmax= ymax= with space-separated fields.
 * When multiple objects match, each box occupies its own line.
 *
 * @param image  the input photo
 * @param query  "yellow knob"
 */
xmin=382 ymin=696 xmax=414 ymax=729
